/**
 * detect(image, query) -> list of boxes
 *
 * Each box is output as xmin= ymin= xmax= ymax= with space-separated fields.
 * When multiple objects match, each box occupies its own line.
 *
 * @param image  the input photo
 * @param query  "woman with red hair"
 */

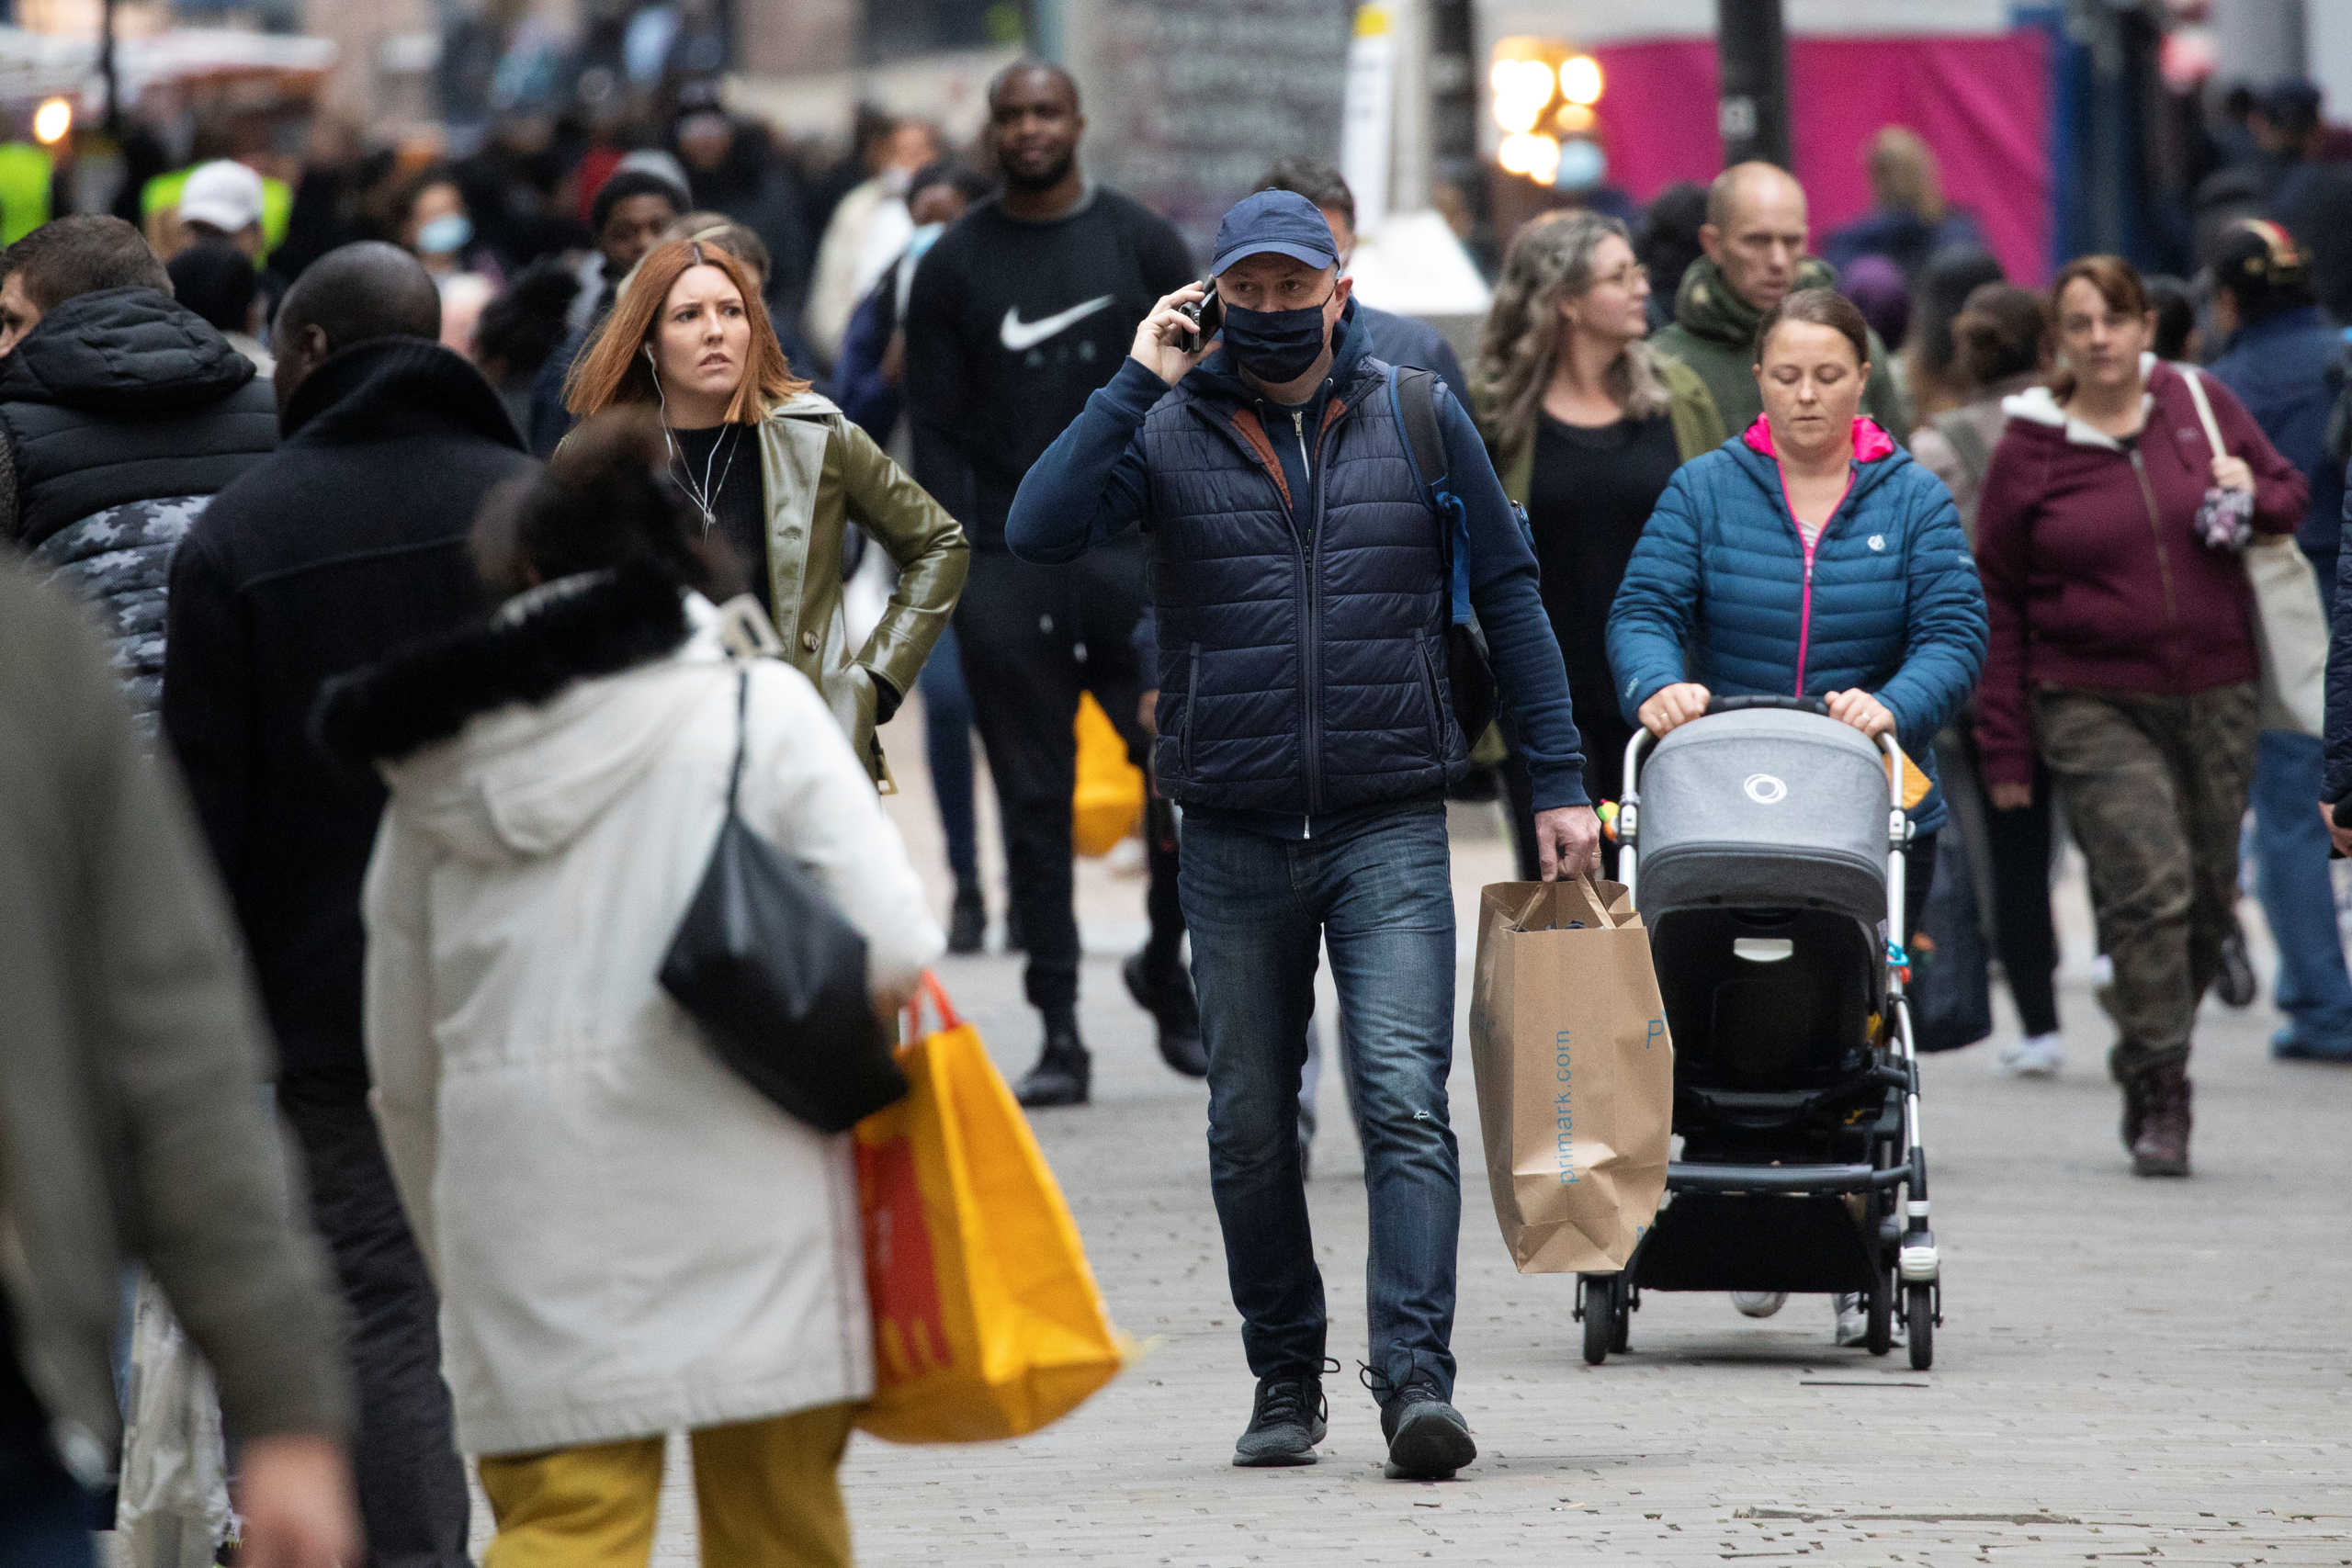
xmin=568 ymin=236 xmax=967 ymax=783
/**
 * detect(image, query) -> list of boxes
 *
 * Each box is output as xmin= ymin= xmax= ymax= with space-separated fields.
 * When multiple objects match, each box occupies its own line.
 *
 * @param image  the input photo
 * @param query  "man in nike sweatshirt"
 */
xmin=903 ymin=60 xmax=1199 ymax=1106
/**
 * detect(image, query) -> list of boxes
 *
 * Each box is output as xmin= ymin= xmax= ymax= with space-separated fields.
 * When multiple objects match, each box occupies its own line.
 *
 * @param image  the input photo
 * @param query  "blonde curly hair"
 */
xmin=1476 ymin=209 xmax=1668 ymax=457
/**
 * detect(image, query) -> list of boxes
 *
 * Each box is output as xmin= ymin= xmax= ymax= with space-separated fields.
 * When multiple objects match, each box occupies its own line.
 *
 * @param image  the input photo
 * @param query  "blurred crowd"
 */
xmin=7 ymin=45 xmax=2352 ymax=1568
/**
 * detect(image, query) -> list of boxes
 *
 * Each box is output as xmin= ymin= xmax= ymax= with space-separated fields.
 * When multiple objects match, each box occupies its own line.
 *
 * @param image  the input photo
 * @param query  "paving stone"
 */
xmin=461 ymin=706 xmax=2352 ymax=1564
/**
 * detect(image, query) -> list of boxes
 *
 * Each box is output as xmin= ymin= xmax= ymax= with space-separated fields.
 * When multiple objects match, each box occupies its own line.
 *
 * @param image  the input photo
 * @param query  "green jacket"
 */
xmin=1490 ymin=355 xmax=1727 ymax=507
xmin=745 ymin=392 xmax=970 ymax=786
xmin=0 ymin=562 xmax=349 ymax=1477
xmin=1651 ymin=256 xmax=1911 ymax=446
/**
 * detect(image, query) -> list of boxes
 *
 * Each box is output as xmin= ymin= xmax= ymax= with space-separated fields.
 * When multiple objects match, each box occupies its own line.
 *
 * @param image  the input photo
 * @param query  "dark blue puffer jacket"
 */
xmin=1607 ymin=417 xmax=1987 ymax=831
xmin=1008 ymin=305 xmax=1588 ymax=819
xmin=1139 ymin=344 xmax=1462 ymax=814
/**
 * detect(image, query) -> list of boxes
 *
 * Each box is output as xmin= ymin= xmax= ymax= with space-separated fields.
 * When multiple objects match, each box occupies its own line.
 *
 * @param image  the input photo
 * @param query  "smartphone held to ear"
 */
xmin=1177 ymin=281 xmax=1222 ymax=353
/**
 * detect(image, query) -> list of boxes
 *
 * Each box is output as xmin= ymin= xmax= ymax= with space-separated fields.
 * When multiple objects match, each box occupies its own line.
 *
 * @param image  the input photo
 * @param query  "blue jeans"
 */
xmin=2250 ymin=728 xmax=2352 ymax=1049
xmin=1178 ymin=804 xmax=1461 ymax=1399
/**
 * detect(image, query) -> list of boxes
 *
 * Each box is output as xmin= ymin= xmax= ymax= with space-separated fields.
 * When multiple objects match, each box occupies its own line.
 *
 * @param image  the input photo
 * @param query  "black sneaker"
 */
xmin=1233 ymin=1371 xmax=1328 ymax=1467
xmin=947 ymin=888 xmax=986 ymax=955
xmin=1013 ymin=1017 xmax=1090 ymax=1109
xmin=1373 ymin=1375 xmax=1476 ymax=1481
xmin=2217 ymin=926 xmax=2256 ymax=1009
xmin=1123 ymin=950 xmax=1207 ymax=1077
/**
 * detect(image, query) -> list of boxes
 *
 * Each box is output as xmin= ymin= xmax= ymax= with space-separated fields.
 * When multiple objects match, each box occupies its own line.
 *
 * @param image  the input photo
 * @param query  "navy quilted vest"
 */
xmin=1139 ymin=355 xmax=1464 ymax=815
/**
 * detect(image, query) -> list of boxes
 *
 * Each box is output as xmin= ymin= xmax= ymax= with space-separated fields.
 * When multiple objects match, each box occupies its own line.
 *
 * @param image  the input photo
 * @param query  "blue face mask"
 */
xmin=1221 ymin=291 xmax=1335 ymax=385
xmin=416 ymin=213 xmax=472 ymax=256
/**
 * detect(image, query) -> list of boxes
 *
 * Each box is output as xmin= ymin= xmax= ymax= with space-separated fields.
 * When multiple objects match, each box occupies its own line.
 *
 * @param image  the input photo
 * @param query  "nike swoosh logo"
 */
xmin=1001 ymin=295 xmax=1115 ymax=353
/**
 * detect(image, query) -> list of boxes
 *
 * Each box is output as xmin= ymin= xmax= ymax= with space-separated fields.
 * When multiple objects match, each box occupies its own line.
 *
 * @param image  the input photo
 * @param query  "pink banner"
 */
xmin=1590 ymin=32 xmax=2052 ymax=284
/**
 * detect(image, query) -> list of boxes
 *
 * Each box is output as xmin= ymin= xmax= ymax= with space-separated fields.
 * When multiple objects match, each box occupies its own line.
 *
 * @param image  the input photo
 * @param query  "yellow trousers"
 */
xmin=477 ymin=1404 xmax=855 ymax=1568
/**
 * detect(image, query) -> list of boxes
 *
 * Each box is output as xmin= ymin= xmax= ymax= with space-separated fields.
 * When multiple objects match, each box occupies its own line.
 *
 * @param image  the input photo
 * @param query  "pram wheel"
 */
xmin=1579 ymin=1273 xmax=1627 ymax=1364
xmin=1865 ymin=1267 xmax=1894 ymax=1357
xmin=1905 ymin=1282 xmax=1936 ymax=1371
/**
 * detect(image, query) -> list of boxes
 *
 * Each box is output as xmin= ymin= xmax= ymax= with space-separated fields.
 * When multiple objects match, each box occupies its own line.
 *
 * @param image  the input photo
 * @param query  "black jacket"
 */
xmin=162 ymin=337 xmax=533 ymax=1089
xmin=0 ymin=288 xmax=277 ymax=721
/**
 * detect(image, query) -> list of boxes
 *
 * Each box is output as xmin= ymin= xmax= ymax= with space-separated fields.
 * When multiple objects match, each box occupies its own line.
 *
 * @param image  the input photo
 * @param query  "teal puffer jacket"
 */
xmin=1606 ymin=417 xmax=1987 ymax=832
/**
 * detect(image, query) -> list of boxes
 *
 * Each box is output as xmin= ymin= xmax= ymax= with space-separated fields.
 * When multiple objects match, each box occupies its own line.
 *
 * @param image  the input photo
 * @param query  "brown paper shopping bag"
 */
xmin=1467 ymin=878 xmax=1673 ymax=1273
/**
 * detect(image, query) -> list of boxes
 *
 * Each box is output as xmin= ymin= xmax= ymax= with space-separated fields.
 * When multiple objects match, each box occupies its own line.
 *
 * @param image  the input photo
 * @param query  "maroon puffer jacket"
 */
xmin=1972 ymin=358 xmax=2308 ymax=786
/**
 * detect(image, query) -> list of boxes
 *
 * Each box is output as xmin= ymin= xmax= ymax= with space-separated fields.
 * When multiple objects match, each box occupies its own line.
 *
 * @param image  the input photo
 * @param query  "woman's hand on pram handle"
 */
xmin=1823 ymin=688 xmax=1896 ymax=739
xmin=1533 ymin=805 xmax=1602 ymax=882
xmin=1637 ymin=682 xmax=1713 ymax=738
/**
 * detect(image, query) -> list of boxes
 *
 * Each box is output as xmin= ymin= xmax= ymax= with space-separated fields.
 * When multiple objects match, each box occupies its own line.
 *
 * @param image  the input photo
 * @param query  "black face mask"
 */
xmin=1222 ymin=292 xmax=1335 ymax=385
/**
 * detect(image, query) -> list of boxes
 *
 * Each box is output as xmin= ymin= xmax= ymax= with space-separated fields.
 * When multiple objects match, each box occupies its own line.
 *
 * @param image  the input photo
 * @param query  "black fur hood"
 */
xmin=317 ymin=560 xmax=691 ymax=770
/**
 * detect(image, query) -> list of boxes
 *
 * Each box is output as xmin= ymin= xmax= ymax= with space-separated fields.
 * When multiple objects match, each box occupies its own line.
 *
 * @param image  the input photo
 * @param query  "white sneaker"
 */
xmin=1996 ymin=1032 xmax=2064 ymax=1077
xmin=1730 ymin=1291 xmax=1788 ymax=1318
xmin=1833 ymin=1292 xmax=1871 ymax=1347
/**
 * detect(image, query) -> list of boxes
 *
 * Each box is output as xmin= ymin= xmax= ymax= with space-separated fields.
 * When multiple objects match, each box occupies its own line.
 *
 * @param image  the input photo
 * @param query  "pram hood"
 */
xmin=1633 ymin=709 xmax=1890 ymax=924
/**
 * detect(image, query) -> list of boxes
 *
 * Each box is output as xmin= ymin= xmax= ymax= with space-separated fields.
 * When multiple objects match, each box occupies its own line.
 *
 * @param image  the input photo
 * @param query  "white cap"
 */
xmin=177 ymin=160 xmax=265 ymax=234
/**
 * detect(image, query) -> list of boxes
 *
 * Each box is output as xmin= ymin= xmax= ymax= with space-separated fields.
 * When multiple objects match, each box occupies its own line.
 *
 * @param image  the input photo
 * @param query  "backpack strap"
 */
xmin=1387 ymin=365 xmax=1475 ymax=624
xmin=1391 ymin=365 xmax=1450 ymax=498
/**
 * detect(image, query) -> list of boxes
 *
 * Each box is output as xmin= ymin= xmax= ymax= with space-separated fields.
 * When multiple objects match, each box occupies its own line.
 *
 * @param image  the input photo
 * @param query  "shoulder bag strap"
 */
xmin=726 ymin=666 xmax=751 ymax=815
xmin=2178 ymin=365 xmax=2229 ymax=463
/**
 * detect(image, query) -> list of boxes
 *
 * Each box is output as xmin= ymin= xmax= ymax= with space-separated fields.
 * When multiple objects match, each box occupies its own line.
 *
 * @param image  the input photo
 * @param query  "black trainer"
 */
xmin=946 ymin=887 xmax=986 ymax=955
xmin=1233 ymin=1371 xmax=1328 ymax=1467
xmin=1013 ymin=1016 xmax=1090 ymax=1109
xmin=1123 ymin=950 xmax=1207 ymax=1077
xmin=1373 ymin=1374 xmax=1476 ymax=1481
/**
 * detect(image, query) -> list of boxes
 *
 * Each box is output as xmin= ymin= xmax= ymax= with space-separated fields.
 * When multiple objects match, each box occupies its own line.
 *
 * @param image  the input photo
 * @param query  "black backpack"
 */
xmin=1386 ymin=366 xmax=1501 ymax=741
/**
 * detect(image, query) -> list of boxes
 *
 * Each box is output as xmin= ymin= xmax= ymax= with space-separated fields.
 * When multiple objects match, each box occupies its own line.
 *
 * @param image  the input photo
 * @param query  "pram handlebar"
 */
xmin=1619 ymin=700 xmax=1905 ymax=823
xmin=1703 ymin=694 xmax=1831 ymax=718
xmin=1617 ymin=700 xmax=1908 ymax=934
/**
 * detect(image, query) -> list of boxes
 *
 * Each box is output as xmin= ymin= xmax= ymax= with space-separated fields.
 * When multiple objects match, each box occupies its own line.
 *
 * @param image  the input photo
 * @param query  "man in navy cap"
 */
xmin=1007 ymin=189 xmax=1600 ymax=1478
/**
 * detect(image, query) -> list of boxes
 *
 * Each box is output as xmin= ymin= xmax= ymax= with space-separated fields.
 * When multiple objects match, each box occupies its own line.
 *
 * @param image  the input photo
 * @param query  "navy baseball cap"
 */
xmin=1210 ymin=189 xmax=1340 ymax=277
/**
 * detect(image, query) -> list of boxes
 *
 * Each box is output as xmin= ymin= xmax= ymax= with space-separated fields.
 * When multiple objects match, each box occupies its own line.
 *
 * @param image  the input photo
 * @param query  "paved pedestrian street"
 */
xmin=494 ymin=762 xmax=2352 ymax=1566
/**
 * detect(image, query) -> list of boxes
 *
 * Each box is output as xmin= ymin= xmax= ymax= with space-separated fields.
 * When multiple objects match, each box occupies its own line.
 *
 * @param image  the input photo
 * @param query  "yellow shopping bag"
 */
xmin=853 ymin=975 xmax=1125 ymax=1442
xmin=1071 ymin=691 xmax=1144 ymax=856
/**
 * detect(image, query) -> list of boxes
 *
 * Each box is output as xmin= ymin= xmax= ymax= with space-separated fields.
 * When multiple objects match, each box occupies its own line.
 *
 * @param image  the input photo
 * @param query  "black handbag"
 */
xmin=659 ymin=667 xmax=908 ymax=1132
xmin=1909 ymin=829 xmax=1993 ymax=1054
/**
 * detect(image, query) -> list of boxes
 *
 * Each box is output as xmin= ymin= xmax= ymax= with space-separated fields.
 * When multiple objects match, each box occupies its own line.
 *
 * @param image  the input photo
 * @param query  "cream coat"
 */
xmin=361 ymin=596 xmax=942 ymax=1455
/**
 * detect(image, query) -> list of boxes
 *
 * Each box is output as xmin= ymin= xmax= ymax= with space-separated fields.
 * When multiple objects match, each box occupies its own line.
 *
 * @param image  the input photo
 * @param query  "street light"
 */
xmin=32 ymin=97 xmax=72 ymax=146
xmin=1488 ymin=38 xmax=1601 ymax=190
xmin=1497 ymin=130 xmax=1561 ymax=186
xmin=1558 ymin=54 xmax=1603 ymax=107
xmin=1488 ymin=57 xmax=1555 ymax=136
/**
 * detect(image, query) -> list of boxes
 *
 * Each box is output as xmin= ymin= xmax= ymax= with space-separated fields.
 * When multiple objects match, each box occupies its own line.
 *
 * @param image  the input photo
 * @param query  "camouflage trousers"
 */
xmin=2032 ymin=682 xmax=2259 ymax=1084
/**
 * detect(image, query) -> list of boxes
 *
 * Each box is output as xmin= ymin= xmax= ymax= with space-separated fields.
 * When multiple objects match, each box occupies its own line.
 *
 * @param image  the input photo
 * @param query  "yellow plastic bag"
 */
xmin=1885 ymin=743 xmax=1933 ymax=812
xmin=1071 ymin=691 xmax=1144 ymax=856
xmin=853 ymin=976 xmax=1125 ymax=1442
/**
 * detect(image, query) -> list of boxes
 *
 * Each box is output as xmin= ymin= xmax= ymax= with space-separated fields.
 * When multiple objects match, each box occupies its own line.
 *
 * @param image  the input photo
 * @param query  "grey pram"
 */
xmin=1579 ymin=695 xmax=1942 ymax=1371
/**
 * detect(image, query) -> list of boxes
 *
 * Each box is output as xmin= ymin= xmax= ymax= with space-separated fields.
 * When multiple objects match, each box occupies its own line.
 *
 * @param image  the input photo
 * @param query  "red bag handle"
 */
xmin=900 ymin=970 xmax=963 ymax=1042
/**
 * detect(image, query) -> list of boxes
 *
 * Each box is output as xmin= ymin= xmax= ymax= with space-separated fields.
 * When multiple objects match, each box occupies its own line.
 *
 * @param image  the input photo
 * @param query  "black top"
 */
xmin=1525 ymin=408 xmax=1683 ymax=706
xmin=903 ymin=186 xmax=1193 ymax=549
xmin=671 ymin=422 xmax=767 ymax=610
